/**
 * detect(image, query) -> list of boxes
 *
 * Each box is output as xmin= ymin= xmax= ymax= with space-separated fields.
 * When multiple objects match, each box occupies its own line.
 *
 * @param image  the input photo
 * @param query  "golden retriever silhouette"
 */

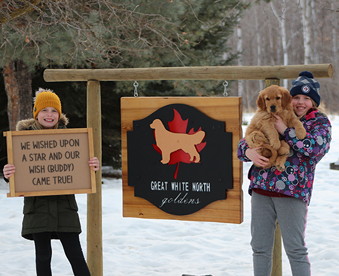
xmin=150 ymin=119 xmax=205 ymax=164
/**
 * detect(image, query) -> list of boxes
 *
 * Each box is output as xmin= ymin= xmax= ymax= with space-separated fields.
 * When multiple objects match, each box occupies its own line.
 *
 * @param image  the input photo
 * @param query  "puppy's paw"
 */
xmin=270 ymin=140 xmax=281 ymax=151
xmin=278 ymin=147 xmax=289 ymax=156
xmin=276 ymin=164 xmax=285 ymax=172
xmin=295 ymin=127 xmax=307 ymax=140
xmin=278 ymin=140 xmax=290 ymax=156
xmin=275 ymin=155 xmax=287 ymax=172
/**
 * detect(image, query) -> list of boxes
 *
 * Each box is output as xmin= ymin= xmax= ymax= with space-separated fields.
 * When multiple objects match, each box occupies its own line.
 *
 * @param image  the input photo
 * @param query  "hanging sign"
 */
xmin=121 ymin=97 xmax=243 ymax=223
xmin=4 ymin=128 xmax=96 ymax=197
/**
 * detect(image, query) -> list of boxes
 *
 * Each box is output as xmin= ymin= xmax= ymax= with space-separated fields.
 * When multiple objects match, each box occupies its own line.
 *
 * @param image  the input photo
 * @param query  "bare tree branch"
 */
xmin=0 ymin=0 xmax=41 ymax=24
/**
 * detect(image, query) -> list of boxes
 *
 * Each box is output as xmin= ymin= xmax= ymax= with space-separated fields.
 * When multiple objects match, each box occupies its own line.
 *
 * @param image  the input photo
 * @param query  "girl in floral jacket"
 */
xmin=237 ymin=71 xmax=331 ymax=276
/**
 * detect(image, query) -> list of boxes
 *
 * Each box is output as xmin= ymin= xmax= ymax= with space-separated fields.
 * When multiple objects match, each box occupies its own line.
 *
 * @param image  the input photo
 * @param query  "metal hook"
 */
xmin=223 ymin=80 xmax=229 ymax=97
xmin=133 ymin=81 xmax=139 ymax=97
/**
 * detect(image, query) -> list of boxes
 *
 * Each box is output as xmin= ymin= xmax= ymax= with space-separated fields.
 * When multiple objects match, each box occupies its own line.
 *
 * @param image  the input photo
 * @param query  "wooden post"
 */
xmin=265 ymin=78 xmax=282 ymax=276
xmin=86 ymin=80 xmax=103 ymax=276
xmin=271 ymin=222 xmax=282 ymax=276
xmin=265 ymin=78 xmax=281 ymax=88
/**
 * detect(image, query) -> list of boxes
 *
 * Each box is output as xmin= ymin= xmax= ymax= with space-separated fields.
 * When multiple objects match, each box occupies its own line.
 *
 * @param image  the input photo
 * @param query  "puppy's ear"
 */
xmin=256 ymin=91 xmax=266 ymax=110
xmin=281 ymin=88 xmax=292 ymax=108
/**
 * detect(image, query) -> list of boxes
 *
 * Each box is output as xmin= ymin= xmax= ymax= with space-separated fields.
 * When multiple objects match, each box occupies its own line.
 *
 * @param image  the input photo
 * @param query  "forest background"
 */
xmin=0 ymin=0 xmax=338 ymax=170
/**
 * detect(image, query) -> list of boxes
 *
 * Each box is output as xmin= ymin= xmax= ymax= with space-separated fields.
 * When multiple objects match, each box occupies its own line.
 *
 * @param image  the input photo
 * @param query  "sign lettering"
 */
xmin=4 ymin=129 xmax=96 ymax=197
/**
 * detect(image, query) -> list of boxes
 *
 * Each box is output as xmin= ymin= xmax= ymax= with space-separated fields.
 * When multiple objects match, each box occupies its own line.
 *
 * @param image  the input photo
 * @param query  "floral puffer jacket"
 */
xmin=237 ymin=109 xmax=331 ymax=205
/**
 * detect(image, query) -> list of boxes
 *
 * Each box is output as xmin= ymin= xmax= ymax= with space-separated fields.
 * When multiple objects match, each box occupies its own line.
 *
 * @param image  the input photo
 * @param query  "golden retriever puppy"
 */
xmin=245 ymin=85 xmax=307 ymax=171
xmin=150 ymin=119 xmax=205 ymax=164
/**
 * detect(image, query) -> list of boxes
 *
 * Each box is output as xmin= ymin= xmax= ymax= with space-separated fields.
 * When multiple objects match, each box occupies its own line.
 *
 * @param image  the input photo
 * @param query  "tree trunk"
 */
xmin=300 ymin=0 xmax=312 ymax=64
xmin=271 ymin=1 xmax=288 ymax=88
xmin=2 ymin=60 xmax=32 ymax=131
xmin=311 ymin=0 xmax=319 ymax=64
xmin=331 ymin=0 xmax=338 ymax=77
xmin=255 ymin=7 xmax=264 ymax=91
xmin=237 ymin=24 xmax=244 ymax=97
xmin=268 ymin=20 xmax=275 ymax=65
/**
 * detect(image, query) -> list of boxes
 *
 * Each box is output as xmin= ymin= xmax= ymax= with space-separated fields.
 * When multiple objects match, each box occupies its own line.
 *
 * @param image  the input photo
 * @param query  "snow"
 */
xmin=1 ymin=113 xmax=339 ymax=276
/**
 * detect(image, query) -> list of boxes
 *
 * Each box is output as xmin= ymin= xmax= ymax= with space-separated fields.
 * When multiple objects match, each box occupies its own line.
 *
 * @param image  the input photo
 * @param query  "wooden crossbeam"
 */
xmin=44 ymin=64 xmax=333 ymax=82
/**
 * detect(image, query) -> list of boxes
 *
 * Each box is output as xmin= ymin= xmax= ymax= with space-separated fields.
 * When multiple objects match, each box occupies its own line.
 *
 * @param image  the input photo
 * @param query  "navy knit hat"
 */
xmin=290 ymin=71 xmax=321 ymax=106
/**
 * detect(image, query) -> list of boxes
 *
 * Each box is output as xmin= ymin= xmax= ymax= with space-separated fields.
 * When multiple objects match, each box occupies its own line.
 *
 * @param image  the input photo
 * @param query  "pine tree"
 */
xmin=0 ymin=0 xmax=249 ymax=168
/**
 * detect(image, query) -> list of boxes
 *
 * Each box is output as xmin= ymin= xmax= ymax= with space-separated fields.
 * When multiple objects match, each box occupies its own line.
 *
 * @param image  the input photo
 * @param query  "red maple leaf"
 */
xmin=152 ymin=109 xmax=206 ymax=179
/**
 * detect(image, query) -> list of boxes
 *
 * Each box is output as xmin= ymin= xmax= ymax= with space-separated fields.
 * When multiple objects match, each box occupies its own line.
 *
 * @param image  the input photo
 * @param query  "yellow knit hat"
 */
xmin=33 ymin=89 xmax=62 ymax=119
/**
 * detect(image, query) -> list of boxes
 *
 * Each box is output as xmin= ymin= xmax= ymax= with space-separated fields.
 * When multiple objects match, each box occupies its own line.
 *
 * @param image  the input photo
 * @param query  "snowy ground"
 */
xmin=1 ymin=114 xmax=339 ymax=276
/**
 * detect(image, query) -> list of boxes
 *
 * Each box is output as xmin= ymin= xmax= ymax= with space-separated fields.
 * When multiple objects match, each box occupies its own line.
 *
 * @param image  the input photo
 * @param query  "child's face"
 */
xmin=36 ymin=107 xmax=59 ymax=129
xmin=292 ymin=94 xmax=313 ymax=117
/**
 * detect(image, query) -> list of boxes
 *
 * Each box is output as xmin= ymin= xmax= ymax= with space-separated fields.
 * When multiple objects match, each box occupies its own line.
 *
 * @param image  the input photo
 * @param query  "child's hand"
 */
xmin=245 ymin=147 xmax=270 ymax=168
xmin=3 ymin=164 xmax=16 ymax=179
xmin=88 ymin=157 xmax=100 ymax=171
xmin=273 ymin=114 xmax=287 ymax=135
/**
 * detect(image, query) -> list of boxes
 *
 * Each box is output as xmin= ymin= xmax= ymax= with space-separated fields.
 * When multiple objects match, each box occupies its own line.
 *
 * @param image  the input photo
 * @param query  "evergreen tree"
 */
xmin=0 ymin=0 xmax=248 ymax=168
xmin=115 ymin=0 xmax=248 ymax=96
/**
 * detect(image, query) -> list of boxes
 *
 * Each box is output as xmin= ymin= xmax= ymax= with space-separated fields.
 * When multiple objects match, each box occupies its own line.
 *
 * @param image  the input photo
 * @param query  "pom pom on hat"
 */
xmin=290 ymin=71 xmax=321 ymax=106
xmin=299 ymin=71 xmax=314 ymax=79
xmin=33 ymin=88 xmax=62 ymax=119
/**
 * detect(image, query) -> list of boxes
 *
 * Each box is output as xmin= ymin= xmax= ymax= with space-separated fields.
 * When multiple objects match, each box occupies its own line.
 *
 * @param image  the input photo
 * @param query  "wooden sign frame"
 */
xmin=4 ymin=128 xmax=96 ymax=197
xmin=121 ymin=97 xmax=243 ymax=224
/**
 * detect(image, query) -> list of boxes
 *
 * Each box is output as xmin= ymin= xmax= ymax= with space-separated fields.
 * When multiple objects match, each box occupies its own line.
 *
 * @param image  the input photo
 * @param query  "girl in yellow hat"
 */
xmin=3 ymin=88 xmax=99 ymax=276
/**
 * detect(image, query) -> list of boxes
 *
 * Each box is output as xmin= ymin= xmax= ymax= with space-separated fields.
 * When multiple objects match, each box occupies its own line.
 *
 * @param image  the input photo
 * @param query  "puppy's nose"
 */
xmin=270 ymin=105 xmax=276 ymax=112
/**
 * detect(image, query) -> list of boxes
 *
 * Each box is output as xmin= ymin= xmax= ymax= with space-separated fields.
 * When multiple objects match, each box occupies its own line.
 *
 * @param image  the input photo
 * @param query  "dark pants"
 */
xmin=32 ymin=232 xmax=91 ymax=276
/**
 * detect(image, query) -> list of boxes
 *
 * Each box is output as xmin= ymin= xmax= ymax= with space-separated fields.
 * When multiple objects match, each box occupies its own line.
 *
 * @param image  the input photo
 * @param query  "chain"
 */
xmin=133 ymin=81 xmax=139 ymax=97
xmin=223 ymin=80 xmax=229 ymax=97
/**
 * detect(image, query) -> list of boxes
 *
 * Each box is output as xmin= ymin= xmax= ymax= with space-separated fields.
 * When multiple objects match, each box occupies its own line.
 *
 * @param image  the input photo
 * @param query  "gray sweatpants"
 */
xmin=251 ymin=191 xmax=310 ymax=276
